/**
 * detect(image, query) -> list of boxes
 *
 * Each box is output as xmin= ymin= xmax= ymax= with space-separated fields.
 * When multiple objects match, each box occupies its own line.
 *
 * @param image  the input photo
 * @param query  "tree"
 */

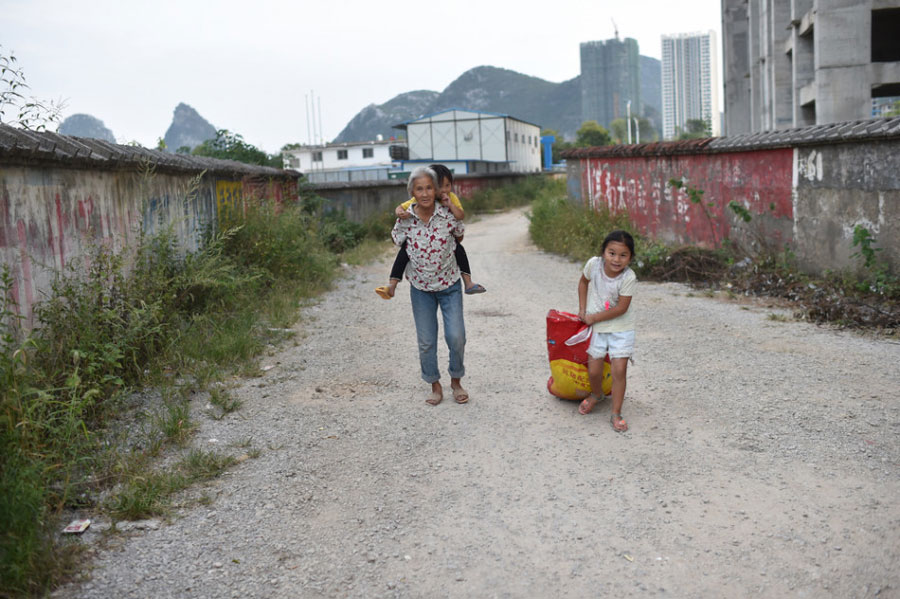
xmin=676 ymin=118 xmax=711 ymax=140
xmin=884 ymin=99 xmax=900 ymax=118
xmin=610 ymin=119 xmax=628 ymax=144
xmin=574 ymin=120 xmax=611 ymax=147
xmin=192 ymin=129 xmax=282 ymax=167
xmin=1 ymin=45 xmax=65 ymax=130
xmin=610 ymin=117 xmax=658 ymax=144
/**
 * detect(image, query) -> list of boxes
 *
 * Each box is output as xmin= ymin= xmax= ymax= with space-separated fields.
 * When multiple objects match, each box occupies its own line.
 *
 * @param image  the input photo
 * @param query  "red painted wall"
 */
xmin=578 ymin=149 xmax=794 ymax=247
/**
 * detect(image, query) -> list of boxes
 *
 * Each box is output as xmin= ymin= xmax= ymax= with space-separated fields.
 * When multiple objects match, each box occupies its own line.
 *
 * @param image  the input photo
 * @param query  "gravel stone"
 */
xmin=53 ymin=208 xmax=900 ymax=598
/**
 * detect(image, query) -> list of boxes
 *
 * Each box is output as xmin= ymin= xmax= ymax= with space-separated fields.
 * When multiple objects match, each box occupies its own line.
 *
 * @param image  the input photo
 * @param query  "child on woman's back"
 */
xmin=375 ymin=164 xmax=486 ymax=299
xmin=576 ymin=230 xmax=637 ymax=432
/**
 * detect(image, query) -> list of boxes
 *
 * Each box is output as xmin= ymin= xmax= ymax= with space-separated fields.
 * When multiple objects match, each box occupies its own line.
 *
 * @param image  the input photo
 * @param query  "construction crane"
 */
xmin=612 ymin=18 xmax=619 ymax=40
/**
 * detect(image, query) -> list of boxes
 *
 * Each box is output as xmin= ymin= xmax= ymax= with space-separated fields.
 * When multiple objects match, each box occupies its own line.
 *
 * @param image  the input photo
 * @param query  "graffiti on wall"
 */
xmin=581 ymin=149 xmax=794 ymax=247
xmin=216 ymin=180 xmax=243 ymax=220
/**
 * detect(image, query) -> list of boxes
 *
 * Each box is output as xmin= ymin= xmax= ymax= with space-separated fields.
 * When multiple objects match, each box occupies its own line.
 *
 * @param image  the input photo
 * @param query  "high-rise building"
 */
xmin=580 ymin=37 xmax=641 ymax=130
xmin=661 ymin=31 xmax=720 ymax=139
xmin=722 ymin=0 xmax=900 ymax=135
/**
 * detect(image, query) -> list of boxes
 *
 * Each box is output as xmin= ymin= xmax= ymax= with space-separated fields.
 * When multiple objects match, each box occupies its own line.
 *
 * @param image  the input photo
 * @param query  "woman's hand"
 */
xmin=395 ymin=205 xmax=411 ymax=219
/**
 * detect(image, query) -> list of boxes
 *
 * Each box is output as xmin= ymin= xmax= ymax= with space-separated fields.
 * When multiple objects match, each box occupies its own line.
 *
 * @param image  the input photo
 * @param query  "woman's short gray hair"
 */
xmin=406 ymin=166 xmax=439 ymax=196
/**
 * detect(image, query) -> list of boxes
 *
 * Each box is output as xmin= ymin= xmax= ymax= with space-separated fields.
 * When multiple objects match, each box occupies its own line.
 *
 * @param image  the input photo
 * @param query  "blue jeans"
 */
xmin=409 ymin=279 xmax=466 ymax=384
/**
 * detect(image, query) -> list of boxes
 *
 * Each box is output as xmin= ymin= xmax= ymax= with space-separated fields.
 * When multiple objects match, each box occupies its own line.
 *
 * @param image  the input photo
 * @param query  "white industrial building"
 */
xmin=392 ymin=108 xmax=542 ymax=174
xmin=282 ymin=138 xmax=405 ymax=183
xmin=661 ymin=31 xmax=720 ymax=139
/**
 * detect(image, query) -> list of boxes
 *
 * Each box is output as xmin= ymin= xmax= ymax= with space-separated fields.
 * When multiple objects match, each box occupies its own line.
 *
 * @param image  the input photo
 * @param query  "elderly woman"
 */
xmin=392 ymin=166 xmax=469 ymax=405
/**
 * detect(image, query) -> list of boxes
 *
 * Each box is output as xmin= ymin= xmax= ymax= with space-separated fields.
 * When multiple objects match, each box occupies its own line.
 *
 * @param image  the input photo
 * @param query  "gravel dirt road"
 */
xmin=57 ymin=207 xmax=900 ymax=599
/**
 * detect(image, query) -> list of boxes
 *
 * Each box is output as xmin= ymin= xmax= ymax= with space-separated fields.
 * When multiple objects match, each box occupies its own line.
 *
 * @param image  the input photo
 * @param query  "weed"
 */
xmin=850 ymin=225 xmax=898 ymax=296
xmin=467 ymin=176 xmax=563 ymax=213
xmin=107 ymin=468 xmax=184 ymax=520
xmin=1 ymin=181 xmax=347 ymax=594
xmin=768 ymin=313 xmax=790 ymax=322
xmin=179 ymin=449 xmax=236 ymax=481
xmin=728 ymin=200 xmax=753 ymax=223
xmin=154 ymin=400 xmax=193 ymax=446
xmin=851 ymin=225 xmax=881 ymax=269
xmin=209 ymin=387 xmax=242 ymax=415
xmin=527 ymin=187 xmax=898 ymax=330
xmin=669 ymin=178 xmax=721 ymax=246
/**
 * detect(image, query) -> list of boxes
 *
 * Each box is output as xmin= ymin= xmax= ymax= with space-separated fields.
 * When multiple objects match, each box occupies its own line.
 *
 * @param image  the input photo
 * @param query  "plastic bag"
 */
xmin=546 ymin=309 xmax=611 ymax=400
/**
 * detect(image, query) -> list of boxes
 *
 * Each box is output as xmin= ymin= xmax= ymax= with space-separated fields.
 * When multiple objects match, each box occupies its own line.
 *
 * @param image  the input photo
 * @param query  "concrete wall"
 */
xmin=1 ymin=165 xmax=296 ymax=327
xmin=569 ymin=148 xmax=794 ymax=250
xmin=722 ymin=0 xmax=752 ymax=135
xmin=309 ymin=173 xmax=537 ymax=223
xmin=564 ymin=139 xmax=900 ymax=275
xmin=792 ymin=140 xmax=900 ymax=272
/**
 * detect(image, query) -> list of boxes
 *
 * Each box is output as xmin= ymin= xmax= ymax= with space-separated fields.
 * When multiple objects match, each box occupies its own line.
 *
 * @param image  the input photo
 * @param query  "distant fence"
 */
xmin=304 ymin=167 xmax=392 ymax=184
xmin=562 ymin=117 xmax=900 ymax=275
xmin=0 ymin=124 xmax=300 ymax=327
xmin=308 ymin=171 xmax=536 ymax=223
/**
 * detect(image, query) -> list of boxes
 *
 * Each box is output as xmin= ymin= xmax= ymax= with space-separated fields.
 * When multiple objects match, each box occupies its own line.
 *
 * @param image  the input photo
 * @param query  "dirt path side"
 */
xmin=59 ymin=207 xmax=900 ymax=599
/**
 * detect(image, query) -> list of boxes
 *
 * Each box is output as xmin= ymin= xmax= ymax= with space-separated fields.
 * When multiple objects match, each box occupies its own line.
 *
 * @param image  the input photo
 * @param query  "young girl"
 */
xmin=576 ymin=230 xmax=637 ymax=432
xmin=375 ymin=164 xmax=485 ymax=299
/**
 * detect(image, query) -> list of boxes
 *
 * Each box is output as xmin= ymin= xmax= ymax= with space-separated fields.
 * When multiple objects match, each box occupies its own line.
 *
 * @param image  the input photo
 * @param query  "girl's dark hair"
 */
xmin=429 ymin=163 xmax=454 ymax=184
xmin=601 ymin=230 xmax=635 ymax=255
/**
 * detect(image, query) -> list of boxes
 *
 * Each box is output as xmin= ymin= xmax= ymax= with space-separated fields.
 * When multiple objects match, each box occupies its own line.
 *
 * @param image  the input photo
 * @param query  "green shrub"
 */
xmin=527 ymin=192 xmax=635 ymax=265
xmin=467 ymin=176 xmax=564 ymax=214
xmin=0 ymin=190 xmax=345 ymax=596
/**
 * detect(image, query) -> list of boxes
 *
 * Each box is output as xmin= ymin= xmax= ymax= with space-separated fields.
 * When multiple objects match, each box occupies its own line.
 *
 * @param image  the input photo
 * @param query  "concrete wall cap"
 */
xmin=560 ymin=116 xmax=900 ymax=159
xmin=0 ymin=123 xmax=299 ymax=180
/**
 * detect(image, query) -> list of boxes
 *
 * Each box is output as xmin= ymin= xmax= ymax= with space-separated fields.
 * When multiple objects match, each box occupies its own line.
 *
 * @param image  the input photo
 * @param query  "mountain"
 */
xmin=163 ymin=103 xmax=217 ymax=152
xmin=58 ymin=114 xmax=116 ymax=142
xmin=334 ymin=61 xmax=659 ymax=143
xmin=428 ymin=66 xmax=582 ymax=138
xmin=334 ymin=90 xmax=438 ymax=144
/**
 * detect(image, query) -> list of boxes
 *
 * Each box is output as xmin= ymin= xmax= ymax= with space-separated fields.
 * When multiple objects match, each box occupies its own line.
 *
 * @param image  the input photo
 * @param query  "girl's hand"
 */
xmin=440 ymin=193 xmax=451 ymax=206
xmin=578 ymin=310 xmax=588 ymax=323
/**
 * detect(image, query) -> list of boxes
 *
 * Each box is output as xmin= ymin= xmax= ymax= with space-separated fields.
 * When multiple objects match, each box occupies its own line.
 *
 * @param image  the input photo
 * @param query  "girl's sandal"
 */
xmin=610 ymin=413 xmax=628 ymax=433
xmin=578 ymin=393 xmax=600 ymax=415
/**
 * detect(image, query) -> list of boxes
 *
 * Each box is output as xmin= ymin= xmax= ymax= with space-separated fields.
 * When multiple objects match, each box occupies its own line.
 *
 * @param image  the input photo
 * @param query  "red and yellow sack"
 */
xmin=546 ymin=309 xmax=611 ymax=400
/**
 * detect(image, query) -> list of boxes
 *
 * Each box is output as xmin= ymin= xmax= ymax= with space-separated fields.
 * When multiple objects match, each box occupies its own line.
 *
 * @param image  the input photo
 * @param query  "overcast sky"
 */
xmin=3 ymin=0 xmax=722 ymax=152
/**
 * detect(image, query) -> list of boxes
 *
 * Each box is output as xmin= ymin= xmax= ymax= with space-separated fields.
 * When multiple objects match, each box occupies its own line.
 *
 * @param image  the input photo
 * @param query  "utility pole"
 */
xmin=626 ymin=100 xmax=632 ymax=144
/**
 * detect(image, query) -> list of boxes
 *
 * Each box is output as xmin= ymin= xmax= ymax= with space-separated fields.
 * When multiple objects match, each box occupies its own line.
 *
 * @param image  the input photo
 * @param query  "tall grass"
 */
xmin=527 ymin=188 xmax=672 ymax=278
xmin=527 ymin=186 xmax=899 ymax=329
xmin=0 ymin=188 xmax=341 ymax=597
xmin=466 ymin=175 xmax=563 ymax=214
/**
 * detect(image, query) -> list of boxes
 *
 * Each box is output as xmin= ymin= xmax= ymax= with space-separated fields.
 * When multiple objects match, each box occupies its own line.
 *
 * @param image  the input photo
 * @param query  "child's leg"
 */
xmin=455 ymin=243 xmax=484 ymax=293
xmin=387 ymin=242 xmax=410 ymax=296
xmin=609 ymin=357 xmax=629 ymax=431
xmin=579 ymin=356 xmax=606 ymax=414
xmin=454 ymin=243 xmax=472 ymax=288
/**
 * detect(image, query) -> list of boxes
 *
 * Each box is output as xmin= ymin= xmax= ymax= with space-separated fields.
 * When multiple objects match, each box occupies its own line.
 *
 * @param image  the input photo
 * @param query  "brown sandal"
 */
xmin=425 ymin=391 xmax=443 ymax=406
xmin=452 ymin=386 xmax=469 ymax=404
